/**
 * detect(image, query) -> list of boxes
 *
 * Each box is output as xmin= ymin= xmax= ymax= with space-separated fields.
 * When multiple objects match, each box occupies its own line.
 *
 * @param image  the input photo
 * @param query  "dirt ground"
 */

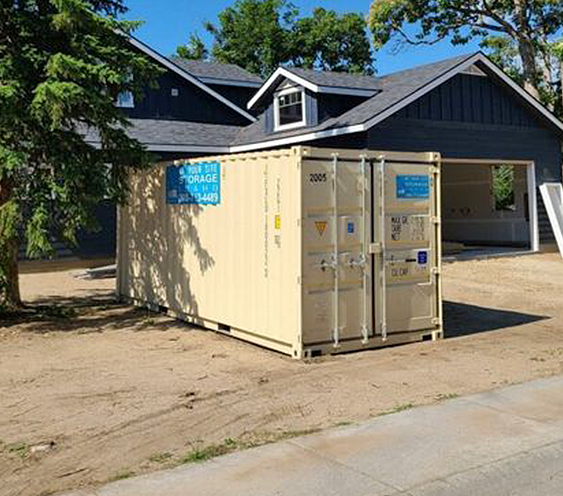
xmin=1 ymin=253 xmax=563 ymax=496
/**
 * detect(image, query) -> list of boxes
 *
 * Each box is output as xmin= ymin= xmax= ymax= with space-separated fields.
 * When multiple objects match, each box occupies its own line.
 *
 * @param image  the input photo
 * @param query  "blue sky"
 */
xmin=125 ymin=0 xmax=482 ymax=75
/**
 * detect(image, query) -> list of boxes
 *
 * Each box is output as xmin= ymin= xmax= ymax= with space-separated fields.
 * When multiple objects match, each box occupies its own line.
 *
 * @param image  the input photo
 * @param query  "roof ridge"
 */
xmin=168 ymin=56 xmax=242 ymax=68
xmin=286 ymin=66 xmax=377 ymax=77
xmin=377 ymin=52 xmax=479 ymax=80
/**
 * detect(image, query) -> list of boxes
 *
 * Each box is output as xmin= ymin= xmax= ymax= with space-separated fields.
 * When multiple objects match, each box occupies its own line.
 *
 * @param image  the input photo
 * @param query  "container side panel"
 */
xmin=118 ymin=151 xmax=301 ymax=351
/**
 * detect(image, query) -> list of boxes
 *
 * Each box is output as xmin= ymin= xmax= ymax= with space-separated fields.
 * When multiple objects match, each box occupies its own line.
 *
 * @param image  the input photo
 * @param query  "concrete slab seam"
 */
xmin=286 ymin=437 xmax=403 ymax=495
xmin=462 ymin=393 xmax=561 ymax=426
xmin=399 ymin=435 xmax=563 ymax=495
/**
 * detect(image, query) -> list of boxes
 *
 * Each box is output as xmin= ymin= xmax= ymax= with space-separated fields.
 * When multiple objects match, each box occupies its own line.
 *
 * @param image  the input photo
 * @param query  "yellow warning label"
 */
xmin=274 ymin=215 xmax=281 ymax=230
xmin=315 ymin=221 xmax=327 ymax=236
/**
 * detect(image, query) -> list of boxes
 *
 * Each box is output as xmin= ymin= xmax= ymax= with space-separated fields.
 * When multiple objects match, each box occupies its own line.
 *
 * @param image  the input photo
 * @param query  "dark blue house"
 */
xmin=86 ymin=40 xmax=563 ymax=257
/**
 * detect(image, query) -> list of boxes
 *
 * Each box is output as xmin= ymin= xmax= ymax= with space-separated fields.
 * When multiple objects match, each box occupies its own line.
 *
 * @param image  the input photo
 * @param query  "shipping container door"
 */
xmin=301 ymin=153 xmax=373 ymax=347
xmin=373 ymin=158 xmax=440 ymax=337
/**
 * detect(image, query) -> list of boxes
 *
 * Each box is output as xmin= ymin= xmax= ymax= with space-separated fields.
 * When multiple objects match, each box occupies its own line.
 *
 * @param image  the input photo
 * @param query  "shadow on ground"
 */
xmin=444 ymin=301 xmax=549 ymax=338
xmin=0 ymin=291 xmax=188 ymax=334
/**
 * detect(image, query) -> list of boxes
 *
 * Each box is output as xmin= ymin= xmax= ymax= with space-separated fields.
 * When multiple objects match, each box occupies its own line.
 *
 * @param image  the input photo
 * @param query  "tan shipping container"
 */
xmin=117 ymin=146 xmax=442 ymax=358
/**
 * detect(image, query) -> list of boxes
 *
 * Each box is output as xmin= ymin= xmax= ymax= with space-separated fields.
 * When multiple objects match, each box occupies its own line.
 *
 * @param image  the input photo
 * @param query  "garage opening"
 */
xmin=441 ymin=159 xmax=538 ymax=259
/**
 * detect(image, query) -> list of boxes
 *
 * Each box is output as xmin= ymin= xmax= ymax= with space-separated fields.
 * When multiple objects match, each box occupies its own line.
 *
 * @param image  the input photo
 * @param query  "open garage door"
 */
xmin=539 ymin=183 xmax=563 ymax=258
xmin=440 ymin=159 xmax=538 ymax=258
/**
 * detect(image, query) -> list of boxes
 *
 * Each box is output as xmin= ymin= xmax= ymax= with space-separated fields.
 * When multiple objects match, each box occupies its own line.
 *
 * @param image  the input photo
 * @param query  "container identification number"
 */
xmin=309 ymin=172 xmax=327 ymax=184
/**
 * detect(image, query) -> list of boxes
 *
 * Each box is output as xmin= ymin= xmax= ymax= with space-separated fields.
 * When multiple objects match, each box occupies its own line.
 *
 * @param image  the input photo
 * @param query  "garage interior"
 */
xmin=441 ymin=159 xmax=537 ymax=259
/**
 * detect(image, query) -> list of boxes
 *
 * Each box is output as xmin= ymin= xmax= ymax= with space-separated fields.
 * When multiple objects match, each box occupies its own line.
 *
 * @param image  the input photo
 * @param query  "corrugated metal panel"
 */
xmin=117 ymin=146 xmax=442 ymax=358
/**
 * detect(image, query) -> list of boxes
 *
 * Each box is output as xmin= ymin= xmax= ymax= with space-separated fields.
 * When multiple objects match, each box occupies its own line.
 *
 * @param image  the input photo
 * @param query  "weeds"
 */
xmin=335 ymin=421 xmax=353 ymax=427
xmin=37 ymin=305 xmax=76 ymax=319
xmin=179 ymin=442 xmax=234 ymax=464
xmin=108 ymin=470 xmax=134 ymax=482
xmin=378 ymin=403 xmax=415 ymax=417
xmin=7 ymin=442 xmax=30 ymax=459
xmin=149 ymin=452 xmax=173 ymax=464
xmin=435 ymin=392 xmax=459 ymax=401
xmin=178 ymin=428 xmax=322 ymax=466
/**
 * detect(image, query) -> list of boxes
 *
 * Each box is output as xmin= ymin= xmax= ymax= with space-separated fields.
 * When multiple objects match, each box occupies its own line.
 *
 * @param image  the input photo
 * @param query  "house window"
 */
xmin=274 ymin=88 xmax=306 ymax=131
xmin=492 ymin=165 xmax=515 ymax=211
xmin=116 ymin=91 xmax=134 ymax=108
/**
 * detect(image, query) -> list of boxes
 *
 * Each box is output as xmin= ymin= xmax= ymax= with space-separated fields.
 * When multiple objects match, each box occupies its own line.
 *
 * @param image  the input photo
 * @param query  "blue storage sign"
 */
xmin=166 ymin=161 xmax=221 ymax=205
xmin=417 ymin=250 xmax=428 ymax=265
xmin=396 ymin=175 xmax=430 ymax=200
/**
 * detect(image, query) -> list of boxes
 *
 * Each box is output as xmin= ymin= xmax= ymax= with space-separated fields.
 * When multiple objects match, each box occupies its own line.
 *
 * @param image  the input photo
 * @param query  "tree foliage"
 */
xmin=179 ymin=0 xmax=374 ymax=77
xmin=369 ymin=0 xmax=563 ymax=105
xmin=176 ymin=33 xmax=209 ymax=61
xmin=0 ymin=0 xmax=161 ymax=309
xmin=292 ymin=8 xmax=374 ymax=74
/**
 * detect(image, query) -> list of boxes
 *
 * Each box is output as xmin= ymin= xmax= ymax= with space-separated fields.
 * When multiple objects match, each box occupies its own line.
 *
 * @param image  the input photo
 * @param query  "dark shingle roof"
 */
xmin=233 ymin=53 xmax=476 ymax=146
xmin=285 ymin=67 xmax=380 ymax=91
xmin=168 ymin=57 xmax=263 ymax=86
xmin=83 ymin=119 xmax=242 ymax=148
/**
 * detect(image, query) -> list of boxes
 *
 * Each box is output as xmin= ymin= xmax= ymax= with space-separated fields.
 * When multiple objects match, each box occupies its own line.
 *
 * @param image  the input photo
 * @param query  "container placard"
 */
xmin=396 ymin=175 xmax=430 ymax=200
xmin=166 ymin=161 xmax=221 ymax=205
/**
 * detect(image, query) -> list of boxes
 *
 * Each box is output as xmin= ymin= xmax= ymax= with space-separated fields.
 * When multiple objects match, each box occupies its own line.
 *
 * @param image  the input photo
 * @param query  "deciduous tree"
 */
xmin=369 ymin=0 xmax=563 ymax=102
xmin=178 ymin=0 xmax=374 ymax=77
xmin=292 ymin=8 xmax=373 ymax=74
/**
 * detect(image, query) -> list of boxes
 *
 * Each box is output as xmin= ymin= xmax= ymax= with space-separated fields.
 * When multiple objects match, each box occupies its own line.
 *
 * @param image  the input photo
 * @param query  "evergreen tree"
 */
xmin=0 ymin=0 xmax=161 ymax=310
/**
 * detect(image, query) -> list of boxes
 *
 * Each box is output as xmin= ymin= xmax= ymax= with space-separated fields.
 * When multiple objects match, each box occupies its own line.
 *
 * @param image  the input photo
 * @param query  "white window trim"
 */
xmin=274 ymin=87 xmax=306 ymax=132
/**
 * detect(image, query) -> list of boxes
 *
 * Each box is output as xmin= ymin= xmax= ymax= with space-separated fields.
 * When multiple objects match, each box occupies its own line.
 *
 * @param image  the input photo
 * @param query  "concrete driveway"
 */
xmin=64 ymin=374 xmax=563 ymax=496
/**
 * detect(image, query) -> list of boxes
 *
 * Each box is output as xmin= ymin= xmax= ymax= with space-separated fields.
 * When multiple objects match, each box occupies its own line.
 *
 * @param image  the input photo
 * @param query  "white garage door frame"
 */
xmin=441 ymin=158 xmax=539 ymax=253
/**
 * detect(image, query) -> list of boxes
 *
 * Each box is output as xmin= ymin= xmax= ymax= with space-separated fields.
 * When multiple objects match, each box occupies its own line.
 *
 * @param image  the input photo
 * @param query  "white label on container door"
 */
xmin=389 ymin=216 xmax=427 ymax=243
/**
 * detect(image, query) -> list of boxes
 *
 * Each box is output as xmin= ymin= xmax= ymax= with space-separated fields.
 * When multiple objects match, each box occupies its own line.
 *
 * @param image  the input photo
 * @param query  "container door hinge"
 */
xmin=432 ymin=217 xmax=441 ymax=225
xmin=431 ymin=267 xmax=441 ymax=275
xmin=430 ymin=166 xmax=440 ymax=174
xmin=432 ymin=317 xmax=441 ymax=326
xmin=369 ymin=243 xmax=383 ymax=254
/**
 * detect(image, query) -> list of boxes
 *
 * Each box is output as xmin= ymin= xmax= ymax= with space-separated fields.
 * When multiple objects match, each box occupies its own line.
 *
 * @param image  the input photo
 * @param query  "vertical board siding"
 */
xmin=305 ymin=90 xmax=319 ymax=127
xmin=367 ymin=118 xmax=561 ymax=243
xmin=398 ymin=74 xmax=541 ymax=128
xmin=369 ymin=72 xmax=562 ymax=245
xmin=207 ymin=84 xmax=258 ymax=110
xmin=316 ymin=94 xmax=372 ymax=124
xmin=124 ymin=71 xmax=249 ymax=125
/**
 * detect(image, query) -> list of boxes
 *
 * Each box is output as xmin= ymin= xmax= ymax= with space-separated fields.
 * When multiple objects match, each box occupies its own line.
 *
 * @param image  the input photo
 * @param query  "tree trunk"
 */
xmin=513 ymin=0 xmax=541 ymax=99
xmin=0 ymin=176 xmax=21 ymax=309
xmin=518 ymin=39 xmax=541 ymax=99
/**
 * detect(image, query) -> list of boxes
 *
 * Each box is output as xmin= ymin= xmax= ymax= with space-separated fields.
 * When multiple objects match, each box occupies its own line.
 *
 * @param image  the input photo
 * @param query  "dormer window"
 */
xmin=274 ymin=88 xmax=306 ymax=131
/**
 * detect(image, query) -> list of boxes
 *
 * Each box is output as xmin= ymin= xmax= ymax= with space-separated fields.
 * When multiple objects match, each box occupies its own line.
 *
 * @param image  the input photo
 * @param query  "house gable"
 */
xmin=122 ymin=70 xmax=251 ymax=126
xmin=126 ymin=35 xmax=256 ymax=123
xmin=230 ymin=53 xmax=563 ymax=153
xmin=396 ymin=72 xmax=544 ymax=128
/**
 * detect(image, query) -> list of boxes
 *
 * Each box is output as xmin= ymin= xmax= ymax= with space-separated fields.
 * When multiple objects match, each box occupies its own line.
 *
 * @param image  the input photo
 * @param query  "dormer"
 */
xmin=248 ymin=67 xmax=380 ymax=134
